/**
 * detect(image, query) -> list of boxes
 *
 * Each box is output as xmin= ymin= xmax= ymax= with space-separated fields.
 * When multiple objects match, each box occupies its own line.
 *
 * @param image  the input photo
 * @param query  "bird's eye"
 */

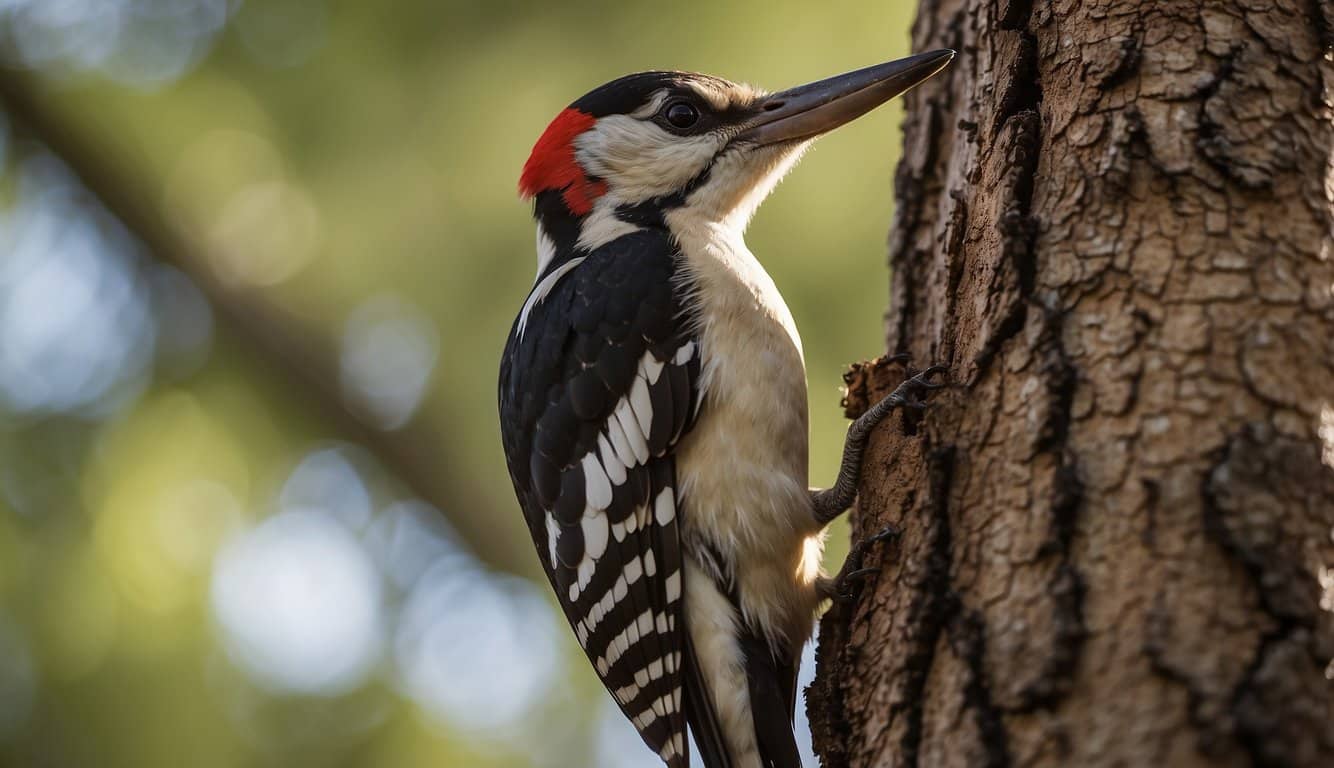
xmin=664 ymin=101 xmax=700 ymax=129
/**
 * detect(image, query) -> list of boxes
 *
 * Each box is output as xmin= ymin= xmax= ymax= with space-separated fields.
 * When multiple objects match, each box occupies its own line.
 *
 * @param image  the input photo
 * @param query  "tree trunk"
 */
xmin=808 ymin=2 xmax=1334 ymax=767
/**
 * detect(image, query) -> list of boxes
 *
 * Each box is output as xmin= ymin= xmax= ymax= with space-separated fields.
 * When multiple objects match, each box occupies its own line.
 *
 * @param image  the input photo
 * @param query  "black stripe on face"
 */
xmin=571 ymin=71 xmax=758 ymax=136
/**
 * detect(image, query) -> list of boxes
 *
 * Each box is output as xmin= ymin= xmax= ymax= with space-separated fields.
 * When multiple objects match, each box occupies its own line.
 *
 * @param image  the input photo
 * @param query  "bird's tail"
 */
xmin=740 ymin=632 xmax=802 ymax=768
xmin=685 ymin=630 xmax=735 ymax=768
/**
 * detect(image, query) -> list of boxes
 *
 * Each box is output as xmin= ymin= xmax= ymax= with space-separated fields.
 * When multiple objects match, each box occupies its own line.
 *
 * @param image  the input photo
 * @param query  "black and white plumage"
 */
xmin=500 ymin=228 xmax=701 ymax=765
xmin=499 ymin=50 xmax=955 ymax=768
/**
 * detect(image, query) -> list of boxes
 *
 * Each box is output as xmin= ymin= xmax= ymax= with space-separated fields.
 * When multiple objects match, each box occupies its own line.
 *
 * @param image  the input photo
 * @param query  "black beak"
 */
xmin=737 ymin=49 xmax=955 ymax=146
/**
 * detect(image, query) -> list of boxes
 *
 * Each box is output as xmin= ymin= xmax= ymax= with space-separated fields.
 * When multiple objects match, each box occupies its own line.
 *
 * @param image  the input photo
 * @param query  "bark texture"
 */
xmin=809 ymin=2 xmax=1334 ymax=766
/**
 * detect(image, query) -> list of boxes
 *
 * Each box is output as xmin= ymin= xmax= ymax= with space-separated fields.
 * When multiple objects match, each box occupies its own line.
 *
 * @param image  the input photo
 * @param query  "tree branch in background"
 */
xmin=0 ymin=65 xmax=534 ymax=577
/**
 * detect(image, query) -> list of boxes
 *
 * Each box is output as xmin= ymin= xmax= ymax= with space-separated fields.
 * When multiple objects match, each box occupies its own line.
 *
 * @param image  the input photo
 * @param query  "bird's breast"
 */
xmin=668 ymin=216 xmax=822 ymax=647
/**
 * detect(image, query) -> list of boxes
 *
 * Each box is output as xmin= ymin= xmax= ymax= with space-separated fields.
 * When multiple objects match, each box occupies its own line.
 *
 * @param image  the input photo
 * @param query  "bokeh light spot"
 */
xmin=212 ymin=509 xmax=383 ymax=696
xmin=153 ymin=479 xmax=243 ymax=573
xmin=280 ymin=448 xmax=374 ymax=532
xmin=1 ymin=0 xmax=233 ymax=86
xmin=365 ymin=499 xmax=463 ymax=592
xmin=0 ymin=154 xmax=154 ymax=417
xmin=206 ymin=179 xmax=321 ymax=286
xmin=340 ymin=295 xmax=439 ymax=430
xmin=394 ymin=562 xmax=560 ymax=733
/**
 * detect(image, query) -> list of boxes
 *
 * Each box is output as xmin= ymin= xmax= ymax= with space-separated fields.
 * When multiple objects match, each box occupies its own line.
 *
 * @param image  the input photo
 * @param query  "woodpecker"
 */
xmin=498 ymin=50 xmax=954 ymax=768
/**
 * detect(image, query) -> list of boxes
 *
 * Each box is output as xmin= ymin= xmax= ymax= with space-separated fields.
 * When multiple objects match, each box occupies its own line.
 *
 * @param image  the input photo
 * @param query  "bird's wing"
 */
xmin=499 ymin=229 xmax=703 ymax=768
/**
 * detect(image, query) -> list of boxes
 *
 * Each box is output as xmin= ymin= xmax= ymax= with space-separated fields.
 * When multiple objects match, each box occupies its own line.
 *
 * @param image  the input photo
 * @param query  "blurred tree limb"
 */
xmin=0 ymin=65 xmax=535 ymax=578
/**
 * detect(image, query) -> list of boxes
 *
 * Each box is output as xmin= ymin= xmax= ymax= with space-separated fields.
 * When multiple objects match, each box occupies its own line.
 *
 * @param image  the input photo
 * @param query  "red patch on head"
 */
xmin=519 ymin=108 xmax=606 ymax=216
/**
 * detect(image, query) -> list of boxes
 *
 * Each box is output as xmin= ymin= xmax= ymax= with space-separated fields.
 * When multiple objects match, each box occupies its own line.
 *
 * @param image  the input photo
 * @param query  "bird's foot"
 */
xmin=880 ymin=362 xmax=949 ymax=413
xmin=817 ymin=525 xmax=899 ymax=604
xmin=811 ymin=361 xmax=949 ymax=525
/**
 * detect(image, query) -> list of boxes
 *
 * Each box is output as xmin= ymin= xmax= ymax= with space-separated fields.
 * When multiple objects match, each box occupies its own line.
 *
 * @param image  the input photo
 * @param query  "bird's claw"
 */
xmin=823 ymin=525 xmax=899 ymax=604
xmin=911 ymin=364 xmax=949 ymax=389
xmin=874 ymin=362 xmax=948 ymax=413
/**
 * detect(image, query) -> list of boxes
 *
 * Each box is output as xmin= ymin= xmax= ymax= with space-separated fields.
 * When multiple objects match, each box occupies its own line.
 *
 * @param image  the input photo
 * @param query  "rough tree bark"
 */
xmin=809 ymin=2 xmax=1334 ymax=767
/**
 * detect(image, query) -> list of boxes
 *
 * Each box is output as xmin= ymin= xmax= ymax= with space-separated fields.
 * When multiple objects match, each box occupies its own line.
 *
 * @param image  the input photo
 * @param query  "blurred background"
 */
xmin=0 ymin=1 xmax=918 ymax=766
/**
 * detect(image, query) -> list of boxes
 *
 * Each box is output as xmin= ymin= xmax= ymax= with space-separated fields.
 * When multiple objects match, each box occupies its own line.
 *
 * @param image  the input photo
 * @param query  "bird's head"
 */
xmin=519 ymin=50 xmax=954 ymax=250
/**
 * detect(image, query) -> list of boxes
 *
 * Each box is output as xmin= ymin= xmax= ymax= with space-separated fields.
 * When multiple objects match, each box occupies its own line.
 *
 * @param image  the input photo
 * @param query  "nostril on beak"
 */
xmin=763 ymin=100 xmax=785 ymax=112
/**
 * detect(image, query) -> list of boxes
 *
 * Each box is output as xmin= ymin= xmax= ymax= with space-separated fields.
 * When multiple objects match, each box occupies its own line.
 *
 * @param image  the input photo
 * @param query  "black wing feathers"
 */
xmin=499 ymin=230 xmax=700 ymax=767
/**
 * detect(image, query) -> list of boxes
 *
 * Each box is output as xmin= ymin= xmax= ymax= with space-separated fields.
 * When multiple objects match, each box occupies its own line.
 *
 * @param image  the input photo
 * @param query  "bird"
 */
xmin=498 ymin=49 xmax=954 ymax=768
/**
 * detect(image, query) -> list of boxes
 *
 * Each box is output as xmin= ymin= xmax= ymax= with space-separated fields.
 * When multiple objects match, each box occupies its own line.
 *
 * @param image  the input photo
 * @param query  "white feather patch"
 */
xmin=574 ymin=116 xmax=725 ymax=205
xmin=518 ymin=257 xmax=584 ymax=339
xmin=533 ymin=224 xmax=558 ymax=281
xmin=651 ymin=693 xmax=672 ymax=719
xmin=544 ymin=514 xmax=560 ymax=565
xmin=641 ymin=353 xmax=665 ymax=384
xmin=615 ymin=397 xmax=650 ymax=464
xmin=623 ymin=555 xmax=643 ymax=585
xmin=581 ymin=513 xmax=609 ymax=561
xmin=577 ymin=558 xmax=594 ymax=593
xmin=606 ymin=609 xmax=654 ymax=667
xmin=630 ymin=373 xmax=653 ymax=438
xmin=615 ymin=681 xmax=641 ymax=703
xmin=665 ymin=569 xmax=681 ymax=602
xmin=582 ymin=453 xmax=612 ymax=510
xmin=605 ymin=411 xmax=636 ymax=469
xmin=597 ymin=434 xmax=626 ymax=485
xmin=576 ymin=203 xmax=642 ymax=251
xmin=654 ymin=487 xmax=676 ymax=525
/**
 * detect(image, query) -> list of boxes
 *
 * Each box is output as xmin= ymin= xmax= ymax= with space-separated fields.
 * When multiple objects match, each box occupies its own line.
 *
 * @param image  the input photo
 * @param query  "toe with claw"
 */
xmin=818 ymin=525 xmax=899 ymax=604
xmin=811 ymin=361 xmax=950 ymax=525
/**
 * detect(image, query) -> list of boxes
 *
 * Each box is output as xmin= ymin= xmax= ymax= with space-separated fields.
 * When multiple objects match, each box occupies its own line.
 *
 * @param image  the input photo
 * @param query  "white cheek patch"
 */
xmin=575 ymin=116 xmax=725 ymax=204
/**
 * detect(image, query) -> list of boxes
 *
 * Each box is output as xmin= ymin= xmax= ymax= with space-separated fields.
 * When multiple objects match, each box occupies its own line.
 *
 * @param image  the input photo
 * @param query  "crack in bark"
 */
xmin=997 ymin=0 xmax=1033 ymax=31
xmin=995 ymin=34 xmax=1041 ymax=131
xmin=1092 ymin=31 xmax=1144 ymax=92
xmin=1201 ymin=427 xmax=1319 ymax=628
xmin=1228 ymin=620 xmax=1303 ymax=768
xmin=1194 ymin=43 xmax=1275 ymax=191
xmin=896 ymin=446 xmax=957 ymax=768
xmin=971 ymin=108 xmax=1041 ymax=375
xmin=1143 ymin=596 xmax=1222 ymax=755
xmin=1193 ymin=425 xmax=1331 ymax=765
xmin=887 ymin=102 xmax=940 ymax=355
xmin=948 ymin=607 xmax=1014 ymax=767
xmin=1309 ymin=0 xmax=1334 ymax=52
xmin=1009 ymin=309 xmax=1088 ymax=713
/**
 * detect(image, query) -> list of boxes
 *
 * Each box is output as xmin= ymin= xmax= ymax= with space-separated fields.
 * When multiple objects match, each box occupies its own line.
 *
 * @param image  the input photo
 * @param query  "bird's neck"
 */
xmin=531 ymin=186 xmax=754 ymax=282
xmin=531 ymin=189 xmax=672 ymax=279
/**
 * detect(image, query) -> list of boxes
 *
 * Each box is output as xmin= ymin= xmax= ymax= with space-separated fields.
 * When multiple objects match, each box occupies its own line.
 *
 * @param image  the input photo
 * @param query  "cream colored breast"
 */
xmin=667 ymin=213 xmax=823 ymax=648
